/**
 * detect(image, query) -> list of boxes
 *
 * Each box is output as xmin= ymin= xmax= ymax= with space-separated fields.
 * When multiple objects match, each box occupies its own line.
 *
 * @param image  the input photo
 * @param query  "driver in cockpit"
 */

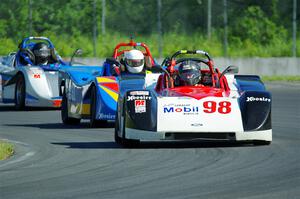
xmin=175 ymin=60 xmax=202 ymax=86
xmin=32 ymin=42 xmax=51 ymax=65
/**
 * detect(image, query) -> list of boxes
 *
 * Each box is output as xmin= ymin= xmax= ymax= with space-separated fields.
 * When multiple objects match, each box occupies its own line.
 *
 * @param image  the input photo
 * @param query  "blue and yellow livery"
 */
xmin=59 ymin=40 xmax=161 ymax=127
xmin=59 ymin=65 xmax=160 ymax=127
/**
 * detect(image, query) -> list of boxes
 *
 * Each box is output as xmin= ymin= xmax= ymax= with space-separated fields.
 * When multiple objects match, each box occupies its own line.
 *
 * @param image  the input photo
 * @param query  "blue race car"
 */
xmin=0 ymin=37 xmax=69 ymax=109
xmin=59 ymin=40 xmax=161 ymax=127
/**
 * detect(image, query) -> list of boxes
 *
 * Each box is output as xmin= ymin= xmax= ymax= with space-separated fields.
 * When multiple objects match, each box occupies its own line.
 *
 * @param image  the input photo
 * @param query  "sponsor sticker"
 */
xmin=130 ymin=91 xmax=149 ymax=96
xmin=99 ymin=113 xmax=115 ymax=120
xmin=127 ymin=95 xmax=151 ymax=101
xmin=246 ymin=96 xmax=271 ymax=102
xmin=163 ymin=106 xmax=200 ymax=115
xmin=33 ymin=74 xmax=41 ymax=79
xmin=135 ymin=100 xmax=146 ymax=113
xmin=191 ymin=123 xmax=203 ymax=127
xmin=163 ymin=101 xmax=232 ymax=114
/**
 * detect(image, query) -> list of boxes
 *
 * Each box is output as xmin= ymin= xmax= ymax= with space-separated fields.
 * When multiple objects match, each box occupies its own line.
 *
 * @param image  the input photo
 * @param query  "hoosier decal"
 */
xmin=127 ymin=95 xmax=151 ymax=101
xmin=246 ymin=97 xmax=271 ymax=102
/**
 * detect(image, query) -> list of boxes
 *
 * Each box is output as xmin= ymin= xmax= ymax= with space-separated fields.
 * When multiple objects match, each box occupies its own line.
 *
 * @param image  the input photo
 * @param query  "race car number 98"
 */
xmin=203 ymin=101 xmax=231 ymax=114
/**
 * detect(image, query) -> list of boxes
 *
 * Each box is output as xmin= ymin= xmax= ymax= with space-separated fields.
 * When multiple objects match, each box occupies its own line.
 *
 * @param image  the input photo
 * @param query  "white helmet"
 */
xmin=124 ymin=49 xmax=144 ymax=73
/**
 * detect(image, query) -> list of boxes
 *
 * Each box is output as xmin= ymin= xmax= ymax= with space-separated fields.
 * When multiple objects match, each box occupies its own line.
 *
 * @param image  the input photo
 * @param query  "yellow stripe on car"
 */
xmin=100 ymin=86 xmax=118 ymax=102
xmin=96 ymin=77 xmax=116 ymax=83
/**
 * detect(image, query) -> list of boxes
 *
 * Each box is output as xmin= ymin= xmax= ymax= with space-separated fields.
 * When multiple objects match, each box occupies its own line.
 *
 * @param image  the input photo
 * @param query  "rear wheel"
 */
xmin=90 ymin=85 xmax=107 ymax=128
xmin=61 ymin=89 xmax=81 ymax=125
xmin=15 ymin=74 xmax=25 ymax=110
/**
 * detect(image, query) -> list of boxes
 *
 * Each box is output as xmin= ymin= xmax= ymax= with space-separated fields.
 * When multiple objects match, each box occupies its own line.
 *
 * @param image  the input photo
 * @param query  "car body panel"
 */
xmin=157 ymin=96 xmax=244 ymax=132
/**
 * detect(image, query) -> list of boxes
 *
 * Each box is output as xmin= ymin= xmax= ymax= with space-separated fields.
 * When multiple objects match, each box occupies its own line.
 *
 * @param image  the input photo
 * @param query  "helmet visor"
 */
xmin=180 ymin=70 xmax=201 ymax=85
xmin=126 ymin=59 xmax=144 ymax=68
xmin=34 ymin=49 xmax=50 ymax=57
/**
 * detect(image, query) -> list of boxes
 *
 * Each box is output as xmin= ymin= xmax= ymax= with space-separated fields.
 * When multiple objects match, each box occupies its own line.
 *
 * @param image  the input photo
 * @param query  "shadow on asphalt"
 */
xmin=52 ymin=141 xmax=122 ymax=149
xmin=0 ymin=105 xmax=59 ymax=112
xmin=51 ymin=141 xmax=255 ymax=149
xmin=4 ymin=122 xmax=115 ymax=129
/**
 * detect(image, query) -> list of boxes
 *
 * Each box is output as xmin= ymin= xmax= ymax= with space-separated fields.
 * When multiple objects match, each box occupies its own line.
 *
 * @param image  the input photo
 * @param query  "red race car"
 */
xmin=115 ymin=50 xmax=272 ymax=146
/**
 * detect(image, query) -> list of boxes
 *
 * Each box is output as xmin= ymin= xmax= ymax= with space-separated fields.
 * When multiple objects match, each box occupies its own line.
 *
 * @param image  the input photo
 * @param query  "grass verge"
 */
xmin=0 ymin=140 xmax=14 ymax=160
xmin=262 ymin=76 xmax=300 ymax=82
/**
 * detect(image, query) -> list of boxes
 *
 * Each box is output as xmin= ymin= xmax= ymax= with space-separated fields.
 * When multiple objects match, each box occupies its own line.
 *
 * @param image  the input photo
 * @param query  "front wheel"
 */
xmin=114 ymin=110 xmax=122 ymax=144
xmin=15 ymin=74 xmax=25 ymax=110
xmin=90 ymin=85 xmax=107 ymax=128
xmin=120 ymin=102 xmax=139 ymax=148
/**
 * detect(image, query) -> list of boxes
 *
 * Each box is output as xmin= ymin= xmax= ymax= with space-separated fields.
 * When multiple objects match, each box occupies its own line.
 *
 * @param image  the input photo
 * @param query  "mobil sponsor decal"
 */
xmin=163 ymin=101 xmax=232 ymax=115
xmin=163 ymin=104 xmax=200 ymax=115
xmin=164 ymin=106 xmax=199 ymax=113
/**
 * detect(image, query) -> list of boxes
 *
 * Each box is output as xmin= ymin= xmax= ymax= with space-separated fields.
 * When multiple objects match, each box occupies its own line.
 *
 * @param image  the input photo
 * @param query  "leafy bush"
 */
xmin=231 ymin=6 xmax=287 ymax=46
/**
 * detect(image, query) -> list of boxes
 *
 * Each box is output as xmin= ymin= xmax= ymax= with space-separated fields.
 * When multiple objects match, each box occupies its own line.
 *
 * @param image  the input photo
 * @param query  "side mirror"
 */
xmin=105 ymin=57 xmax=121 ymax=66
xmin=70 ymin=48 xmax=83 ymax=66
xmin=220 ymin=65 xmax=239 ymax=79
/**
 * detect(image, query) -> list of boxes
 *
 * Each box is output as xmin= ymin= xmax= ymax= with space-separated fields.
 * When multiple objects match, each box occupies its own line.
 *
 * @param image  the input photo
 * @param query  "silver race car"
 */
xmin=0 ymin=37 xmax=69 ymax=109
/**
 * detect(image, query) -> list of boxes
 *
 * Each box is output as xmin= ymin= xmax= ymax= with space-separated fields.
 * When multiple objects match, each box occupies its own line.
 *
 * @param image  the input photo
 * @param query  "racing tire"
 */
xmin=121 ymin=101 xmax=140 ymax=148
xmin=15 ymin=74 xmax=26 ymax=110
xmin=114 ymin=110 xmax=122 ymax=144
xmin=61 ymin=89 xmax=81 ymax=125
xmin=90 ymin=85 xmax=107 ymax=128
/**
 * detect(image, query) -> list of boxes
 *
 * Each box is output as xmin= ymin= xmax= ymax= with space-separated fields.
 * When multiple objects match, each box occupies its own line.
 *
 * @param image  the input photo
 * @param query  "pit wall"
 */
xmin=2 ymin=56 xmax=299 ymax=76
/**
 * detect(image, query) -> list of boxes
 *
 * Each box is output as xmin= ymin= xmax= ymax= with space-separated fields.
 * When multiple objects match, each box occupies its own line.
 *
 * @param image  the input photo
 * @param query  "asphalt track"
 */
xmin=0 ymin=83 xmax=299 ymax=199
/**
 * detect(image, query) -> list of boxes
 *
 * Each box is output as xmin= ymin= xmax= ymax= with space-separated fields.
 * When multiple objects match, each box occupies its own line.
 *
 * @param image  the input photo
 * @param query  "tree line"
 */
xmin=0 ymin=0 xmax=298 ymax=57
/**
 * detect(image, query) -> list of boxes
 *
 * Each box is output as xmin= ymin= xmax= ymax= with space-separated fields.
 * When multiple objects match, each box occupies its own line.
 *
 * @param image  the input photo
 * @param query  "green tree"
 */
xmin=231 ymin=6 xmax=287 ymax=45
